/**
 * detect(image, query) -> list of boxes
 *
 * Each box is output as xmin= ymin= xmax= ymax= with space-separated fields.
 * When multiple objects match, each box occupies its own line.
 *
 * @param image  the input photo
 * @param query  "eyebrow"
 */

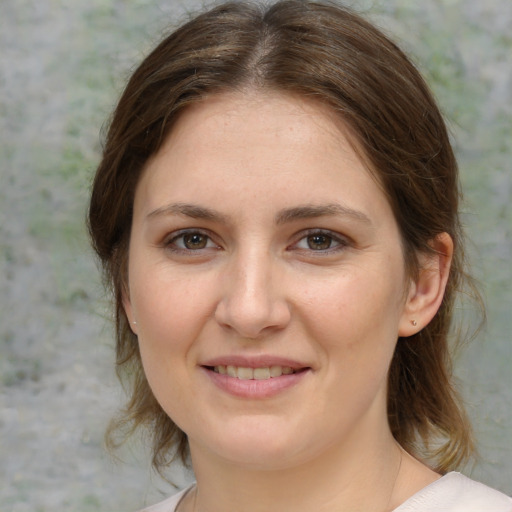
xmin=147 ymin=202 xmax=371 ymax=225
xmin=147 ymin=202 xmax=230 ymax=223
xmin=274 ymin=203 xmax=372 ymax=225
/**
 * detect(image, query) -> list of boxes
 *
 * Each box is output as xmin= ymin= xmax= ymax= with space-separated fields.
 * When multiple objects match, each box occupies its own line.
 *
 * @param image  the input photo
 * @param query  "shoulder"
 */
xmin=137 ymin=485 xmax=194 ymax=512
xmin=394 ymin=472 xmax=512 ymax=512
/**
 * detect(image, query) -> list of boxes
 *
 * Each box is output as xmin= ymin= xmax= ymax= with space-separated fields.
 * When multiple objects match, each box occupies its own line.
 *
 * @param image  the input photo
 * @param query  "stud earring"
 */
xmin=411 ymin=320 xmax=417 ymax=326
xmin=132 ymin=320 xmax=137 ymax=326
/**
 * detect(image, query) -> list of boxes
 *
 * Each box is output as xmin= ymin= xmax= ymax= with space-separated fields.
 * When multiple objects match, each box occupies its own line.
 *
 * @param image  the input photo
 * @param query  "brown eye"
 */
xmin=182 ymin=233 xmax=209 ymax=250
xmin=165 ymin=230 xmax=219 ymax=255
xmin=293 ymin=230 xmax=347 ymax=254
xmin=306 ymin=234 xmax=332 ymax=250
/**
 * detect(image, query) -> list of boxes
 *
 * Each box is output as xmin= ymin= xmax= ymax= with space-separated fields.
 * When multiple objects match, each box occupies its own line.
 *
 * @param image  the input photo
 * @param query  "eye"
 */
xmin=304 ymin=233 xmax=334 ymax=250
xmin=165 ymin=230 xmax=218 ymax=252
xmin=180 ymin=232 xmax=209 ymax=250
xmin=293 ymin=230 xmax=347 ymax=252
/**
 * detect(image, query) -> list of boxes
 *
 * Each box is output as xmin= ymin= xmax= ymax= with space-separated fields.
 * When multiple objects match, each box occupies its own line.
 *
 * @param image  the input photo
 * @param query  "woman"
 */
xmin=88 ymin=1 xmax=512 ymax=510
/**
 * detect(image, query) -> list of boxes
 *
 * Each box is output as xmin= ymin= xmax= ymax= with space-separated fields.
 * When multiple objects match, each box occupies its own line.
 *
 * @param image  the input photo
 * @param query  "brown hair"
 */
xmin=89 ymin=0 xmax=476 ymax=474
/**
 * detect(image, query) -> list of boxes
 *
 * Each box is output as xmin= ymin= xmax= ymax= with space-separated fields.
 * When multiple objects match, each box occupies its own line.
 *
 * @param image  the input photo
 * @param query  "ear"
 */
xmin=122 ymin=283 xmax=138 ymax=335
xmin=398 ymin=232 xmax=453 ymax=337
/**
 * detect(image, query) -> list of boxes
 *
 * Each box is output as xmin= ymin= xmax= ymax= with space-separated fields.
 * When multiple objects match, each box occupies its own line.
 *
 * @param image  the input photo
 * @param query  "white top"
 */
xmin=139 ymin=472 xmax=512 ymax=512
xmin=393 ymin=472 xmax=512 ymax=511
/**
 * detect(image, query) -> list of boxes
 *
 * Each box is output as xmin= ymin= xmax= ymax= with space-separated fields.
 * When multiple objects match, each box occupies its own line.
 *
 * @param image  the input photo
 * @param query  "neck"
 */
xmin=187 ymin=429 xmax=406 ymax=512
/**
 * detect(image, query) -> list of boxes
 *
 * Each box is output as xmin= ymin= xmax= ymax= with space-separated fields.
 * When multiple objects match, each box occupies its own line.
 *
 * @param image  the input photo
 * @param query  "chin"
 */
xmin=217 ymin=445 xmax=306 ymax=472
xmin=191 ymin=418 xmax=318 ymax=471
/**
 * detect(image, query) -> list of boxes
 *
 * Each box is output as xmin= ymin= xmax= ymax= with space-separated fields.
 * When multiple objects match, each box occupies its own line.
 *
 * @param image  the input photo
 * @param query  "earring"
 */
xmin=132 ymin=321 xmax=137 ymax=326
xmin=411 ymin=320 xmax=417 ymax=326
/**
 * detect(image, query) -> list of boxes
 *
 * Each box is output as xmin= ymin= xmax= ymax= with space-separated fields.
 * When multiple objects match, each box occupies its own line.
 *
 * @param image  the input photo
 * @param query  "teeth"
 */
xmin=254 ymin=367 xmax=270 ymax=380
xmin=237 ymin=367 xmax=253 ymax=380
xmin=213 ymin=365 xmax=296 ymax=380
xmin=269 ymin=365 xmax=283 ymax=377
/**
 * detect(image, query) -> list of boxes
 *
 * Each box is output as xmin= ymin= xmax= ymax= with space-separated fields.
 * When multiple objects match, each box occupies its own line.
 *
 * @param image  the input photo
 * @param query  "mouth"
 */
xmin=204 ymin=365 xmax=306 ymax=380
xmin=201 ymin=360 xmax=310 ymax=398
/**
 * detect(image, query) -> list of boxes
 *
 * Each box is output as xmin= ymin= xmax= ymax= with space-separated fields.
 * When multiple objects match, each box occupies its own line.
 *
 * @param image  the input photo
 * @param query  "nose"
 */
xmin=214 ymin=250 xmax=291 ymax=339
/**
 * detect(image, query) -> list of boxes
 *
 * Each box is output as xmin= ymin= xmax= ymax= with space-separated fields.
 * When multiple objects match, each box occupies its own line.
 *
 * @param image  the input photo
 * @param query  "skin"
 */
xmin=124 ymin=91 xmax=452 ymax=511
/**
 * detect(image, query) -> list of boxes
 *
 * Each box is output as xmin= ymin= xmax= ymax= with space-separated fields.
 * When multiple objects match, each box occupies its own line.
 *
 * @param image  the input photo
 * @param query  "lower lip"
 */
xmin=201 ymin=367 xmax=310 ymax=399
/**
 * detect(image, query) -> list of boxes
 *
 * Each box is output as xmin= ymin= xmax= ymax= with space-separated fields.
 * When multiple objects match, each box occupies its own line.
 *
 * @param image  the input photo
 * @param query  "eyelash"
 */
xmin=163 ymin=228 xmax=349 ymax=255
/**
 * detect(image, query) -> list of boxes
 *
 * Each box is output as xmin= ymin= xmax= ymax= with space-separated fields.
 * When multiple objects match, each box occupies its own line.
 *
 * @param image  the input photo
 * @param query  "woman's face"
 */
xmin=124 ymin=91 xmax=415 ymax=470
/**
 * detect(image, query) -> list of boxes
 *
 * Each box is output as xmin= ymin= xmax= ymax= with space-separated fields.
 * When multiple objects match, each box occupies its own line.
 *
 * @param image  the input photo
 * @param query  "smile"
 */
xmin=210 ymin=365 xmax=297 ymax=380
xmin=201 ymin=357 xmax=311 ymax=398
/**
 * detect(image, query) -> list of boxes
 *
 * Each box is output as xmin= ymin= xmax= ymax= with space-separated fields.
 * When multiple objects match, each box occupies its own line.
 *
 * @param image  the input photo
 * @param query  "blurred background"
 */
xmin=1 ymin=0 xmax=510 ymax=510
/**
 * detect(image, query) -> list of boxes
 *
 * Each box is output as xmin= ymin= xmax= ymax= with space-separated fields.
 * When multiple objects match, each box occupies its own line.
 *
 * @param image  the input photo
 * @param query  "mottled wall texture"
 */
xmin=1 ymin=1 xmax=510 ymax=510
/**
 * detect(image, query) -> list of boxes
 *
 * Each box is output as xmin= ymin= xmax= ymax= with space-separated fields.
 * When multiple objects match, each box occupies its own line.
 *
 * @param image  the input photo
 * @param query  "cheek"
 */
xmin=297 ymin=269 xmax=404 ymax=376
xmin=131 ymin=274 xmax=215 ymax=423
xmin=130 ymin=269 xmax=216 ymax=373
xmin=300 ymin=270 xmax=404 ymax=333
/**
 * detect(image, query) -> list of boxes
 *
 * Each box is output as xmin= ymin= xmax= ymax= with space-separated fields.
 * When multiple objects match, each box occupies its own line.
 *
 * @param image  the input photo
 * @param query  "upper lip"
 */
xmin=201 ymin=355 xmax=310 ymax=370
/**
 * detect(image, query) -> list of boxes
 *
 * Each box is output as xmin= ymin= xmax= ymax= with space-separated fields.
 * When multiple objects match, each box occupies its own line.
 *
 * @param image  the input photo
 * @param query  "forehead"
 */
xmin=134 ymin=90 xmax=389 ymax=223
